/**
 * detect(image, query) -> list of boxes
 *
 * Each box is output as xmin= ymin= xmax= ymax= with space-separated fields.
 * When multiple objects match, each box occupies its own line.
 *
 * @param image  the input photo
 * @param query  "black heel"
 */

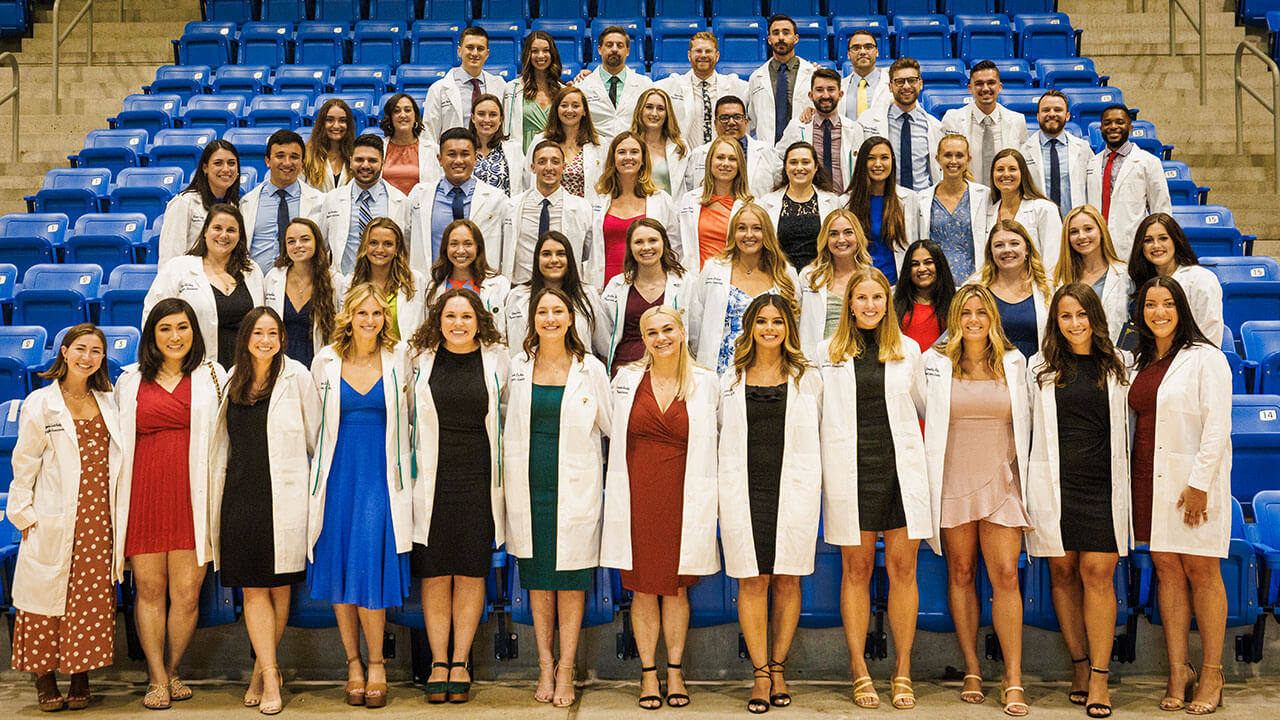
xmin=666 ymin=663 xmax=690 ymax=708
xmin=1068 ymin=657 xmax=1089 ymax=706
xmin=768 ymin=658 xmax=790 ymax=707
xmin=748 ymin=664 xmax=770 ymax=714
xmin=638 ymin=666 xmax=662 ymax=710
xmin=1086 ymin=666 xmax=1112 ymax=719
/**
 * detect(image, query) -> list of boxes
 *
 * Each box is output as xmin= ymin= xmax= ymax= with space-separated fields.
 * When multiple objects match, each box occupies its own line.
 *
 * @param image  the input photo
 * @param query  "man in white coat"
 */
xmin=747 ymin=14 xmax=815 ymax=145
xmin=838 ymin=29 xmax=891 ymax=122
xmin=941 ymin=60 xmax=1029 ymax=188
xmin=501 ymin=140 xmax=593 ymax=283
xmin=422 ymin=26 xmax=509 ymax=143
xmin=576 ymin=26 xmax=653 ymax=145
xmin=681 ymin=95 xmax=779 ymax=198
xmin=1020 ymin=89 xmax=1092 ymax=217
xmin=857 ymin=57 xmax=943 ymax=191
xmin=320 ymin=134 xmax=411 ymax=274
xmin=405 ymin=127 xmax=508 ymax=270
xmin=1086 ymin=104 xmax=1173 ymax=260
xmin=777 ymin=68 xmax=864 ymax=193
xmin=241 ymin=128 xmax=325 ymax=271
xmin=654 ymin=31 xmax=749 ymax=150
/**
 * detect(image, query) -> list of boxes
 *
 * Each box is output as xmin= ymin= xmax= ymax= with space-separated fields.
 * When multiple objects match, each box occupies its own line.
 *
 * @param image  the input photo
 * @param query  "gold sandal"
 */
xmin=961 ymin=674 xmax=985 ymax=704
xmin=259 ymin=665 xmax=283 ymax=716
xmin=1186 ymin=664 xmax=1224 ymax=715
xmin=1160 ymin=662 xmax=1196 ymax=711
xmin=891 ymin=676 xmax=916 ymax=709
xmin=1000 ymin=684 xmax=1029 ymax=717
xmin=142 ymin=683 xmax=170 ymax=710
xmin=166 ymin=677 xmax=192 ymax=702
xmin=853 ymin=675 xmax=880 ymax=708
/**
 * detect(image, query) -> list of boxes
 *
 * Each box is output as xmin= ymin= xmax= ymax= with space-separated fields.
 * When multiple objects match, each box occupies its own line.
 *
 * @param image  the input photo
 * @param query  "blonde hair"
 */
xmin=826 ymin=266 xmax=905 ymax=364
xmin=595 ymin=130 xmax=659 ymax=198
xmin=628 ymin=87 xmax=687 ymax=159
xmin=717 ymin=203 xmax=798 ymax=318
xmin=806 ymin=208 xmax=872 ymax=292
xmin=331 ymin=282 xmax=395 ymax=358
xmin=350 ymin=217 xmax=416 ymax=303
xmin=940 ymin=283 xmax=1015 ymax=379
xmin=978 ymin=219 xmax=1052 ymax=303
xmin=935 ymin=133 xmax=976 ymax=182
xmin=1054 ymin=204 xmax=1122 ymax=286
xmin=699 ymin=135 xmax=754 ymax=205
xmin=632 ymin=305 xmax=696 ymax=401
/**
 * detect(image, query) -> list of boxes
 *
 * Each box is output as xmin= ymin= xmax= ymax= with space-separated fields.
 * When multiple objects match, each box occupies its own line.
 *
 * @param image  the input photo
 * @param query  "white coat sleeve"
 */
xmin=1187 ymin=349 xmax=1233 ymax=493
xmin=592 ymin=360 xmax=613 ymax=440
xmin=158 ymin=195 xmax=192 ymax=263
xmin=909 ymin=346 xmax=926 ymax=419
xmin=5 ymin=397 xmax=46 ymax=531
xmin=299 ymin=368 xmax=322 ymax=457
xmin=685 ymin=273 xmax=707 ymax=358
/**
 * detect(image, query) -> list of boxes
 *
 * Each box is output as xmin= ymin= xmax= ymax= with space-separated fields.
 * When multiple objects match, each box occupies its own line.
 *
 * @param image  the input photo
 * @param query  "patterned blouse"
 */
xmin=562 ymin=149 xmax=585 ymax=197
xmin=718 ymin=285 xmax=753 ymax=374
xmin=930 ymin=189 xmax=975 ymax=282
xmin=475 ymin=144 xmax=511 ymax=196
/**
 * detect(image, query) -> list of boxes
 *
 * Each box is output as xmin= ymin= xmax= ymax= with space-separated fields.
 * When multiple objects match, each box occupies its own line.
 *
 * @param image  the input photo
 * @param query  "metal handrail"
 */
xmin=1169 ymin=0 xmax=1207 ymax=106
xmin=1234 ymin=42 xmax=1280 ymax=195
xmin=51 ymin=0 xmax=123 ymax=113
xmin=0 ymin=53 xmax=17 ymax=163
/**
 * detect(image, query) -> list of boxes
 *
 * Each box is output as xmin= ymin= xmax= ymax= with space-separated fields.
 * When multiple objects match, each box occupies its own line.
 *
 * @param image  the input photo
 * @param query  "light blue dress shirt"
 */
xmin=1039 ymin=131 xmax=1073 ymax=213
xmin=251 ymin=180 xmax=300 ymax=270
xmin=887 ymin=104 xmax=931 ymax=190
xmin=430 ymin=176 xmax=476 ymax=261
xmin=343 ymin=181 xmax=388 ymax=274
xmin=451 ymin=67 xmax=487 ymax=124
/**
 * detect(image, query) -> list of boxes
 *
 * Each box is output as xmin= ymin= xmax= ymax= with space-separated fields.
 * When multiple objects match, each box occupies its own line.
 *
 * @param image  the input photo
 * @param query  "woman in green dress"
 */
xmin=503 ymin=30 xmax=564 ymax=153
xmin=503 ymin=287 xmax=612 ymax=708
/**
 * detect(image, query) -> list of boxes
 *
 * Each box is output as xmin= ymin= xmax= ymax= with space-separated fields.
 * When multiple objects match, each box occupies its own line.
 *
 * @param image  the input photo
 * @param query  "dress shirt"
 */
xmin=252 ymin=180 xmax=300 ymax=270
xmin=845 ymin=67 xmax=886 ymax=122
xmin=768 ymin=57 xmax=800 ymax=110
xmin=888 ymin=104 xmax=931 ymax=190
xmin=1038 ymin=131 xmax=1073 ymax=211
xmin=346 ymin=180 xmax=388 ymax=272
xmin=1102 ymin=140 xmax=1135 ymax=188
xmin=431 ymin=176 xmax=476 ymax=261
xmin=601 ymin=66 xmax=628 ymax=104
xmin=451 ymin=67 xmax=487 ymax=124
xmin=813 ymin=114 xmax=844 ymax=193
xmin=515 ymin=188 xmax=564 ymax=283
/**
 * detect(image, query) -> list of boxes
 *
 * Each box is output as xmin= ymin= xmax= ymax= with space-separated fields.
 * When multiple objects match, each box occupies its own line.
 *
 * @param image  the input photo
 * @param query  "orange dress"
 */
xmin=696 ymin=196 xmax=734 ymax=267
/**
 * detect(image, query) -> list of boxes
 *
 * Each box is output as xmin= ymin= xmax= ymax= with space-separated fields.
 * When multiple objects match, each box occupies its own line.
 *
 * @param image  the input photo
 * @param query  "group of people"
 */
xmin=5 ymin=13 xmax=1232 ymax=719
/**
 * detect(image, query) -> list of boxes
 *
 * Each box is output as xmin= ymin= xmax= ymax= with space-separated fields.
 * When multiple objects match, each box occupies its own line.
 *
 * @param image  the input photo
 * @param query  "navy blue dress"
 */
xmin=867 ymin=194 xmax=898 ymax=285
xmin=283 ymin=296 xmax=313 ymax=368
xmin=994 ymin=294 xmax=1039 ymax=359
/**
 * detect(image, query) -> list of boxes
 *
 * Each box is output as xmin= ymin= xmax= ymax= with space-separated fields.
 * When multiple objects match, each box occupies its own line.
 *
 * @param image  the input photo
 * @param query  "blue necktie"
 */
xmin=1048 ymin=137 xmax=1063 ymax=208
xmin=344 ymin=189 xmax=372 ymax=273
xmin=821 ymin=119 xmax=834 ymax=181
xmin=538 ymin=198 xmax=551 ymax=239
xmin=275 ymin=188 xmax=290 ymax=255
xmin=774 ymin=63 xmax=789 ymax=143
xmin=898 ymin=113 xmax=913 ymax=190
xmin=450 ymin=186 xmax=465 ymax=220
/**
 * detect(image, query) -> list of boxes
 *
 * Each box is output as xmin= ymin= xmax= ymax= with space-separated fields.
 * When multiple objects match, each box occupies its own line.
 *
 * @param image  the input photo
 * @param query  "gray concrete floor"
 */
xmin=0 ymin=675 xmax=1275 ymax=718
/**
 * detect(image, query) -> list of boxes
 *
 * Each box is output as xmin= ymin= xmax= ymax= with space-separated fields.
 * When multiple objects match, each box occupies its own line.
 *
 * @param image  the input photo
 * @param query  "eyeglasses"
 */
xmin=848 ymin=43 xmax=877 ymax=53
xmin=716 ymin=113 xmax=747 ymax=122
xmin=891 ymin=77 xmax=922 ymax=87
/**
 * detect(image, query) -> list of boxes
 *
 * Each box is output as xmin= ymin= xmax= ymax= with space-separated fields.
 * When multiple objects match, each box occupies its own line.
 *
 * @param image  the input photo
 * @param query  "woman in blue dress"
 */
xmin=307 ymin=282 xmax=414 ymax=709
xmin=846 ymin=136 xmax=916 ymax=285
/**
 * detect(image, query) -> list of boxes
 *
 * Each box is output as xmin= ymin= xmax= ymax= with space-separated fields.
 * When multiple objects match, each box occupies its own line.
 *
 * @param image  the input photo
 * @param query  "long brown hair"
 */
xmin=522 ymin=286 xmax=587 ymax=360
xmin=596 ymin=131 xmax=658 ymax=198
xmin=628 ymin=87 xmax=687 ymax=158
xmin=304 ymin=98 xmax=355 ymax=188
xmin=543 ymin=86 xmax=599 ymax=147
xmin=990 ymin=148 xmax=1049 ymax=202
xmin=622 ymin=217 xmax=685 ymax=283
xmin=827 ymin=267 xmax=905 ymax=364
xmin=847 ymin=136 xmax=910 ymax=251
xmin=731 ymin=294 xmax=808 ymax=385
xmin=39 ymin=323 xmax=112 ymax=392
xmin=1034 ymin=283 xmax=1128 ymax=389
xmin=519 ymin=30 xmax=563 ymax=101
xmin=350 ymin=217 xmax=416 ymax=299
xmin=189 ymin=203 xmax=253 ymax=280
xmin=425 ymin=218 xmax=500 ymax=301
xmin=226 ymin=306 xmax=286 ymax=405
xmin=409 ymin=287 xmax=503 ymax=353
xmin=274 ymin=217 xmax=336 ymax=345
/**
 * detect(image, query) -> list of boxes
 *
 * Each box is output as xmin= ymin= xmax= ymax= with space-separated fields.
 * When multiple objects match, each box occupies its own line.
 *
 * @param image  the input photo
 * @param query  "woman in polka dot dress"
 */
xmin=6 ymin=324 xmax=123 ymax=711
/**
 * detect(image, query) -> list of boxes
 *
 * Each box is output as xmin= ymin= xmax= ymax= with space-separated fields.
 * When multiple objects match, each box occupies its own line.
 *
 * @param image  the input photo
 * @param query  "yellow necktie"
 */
xmin=857 ymin=77 xmax=869 ymax=117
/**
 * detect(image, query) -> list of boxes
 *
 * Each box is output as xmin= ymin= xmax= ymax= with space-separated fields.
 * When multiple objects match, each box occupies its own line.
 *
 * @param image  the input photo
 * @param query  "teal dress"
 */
xmin=522 ymin=101 xmax=550 ymax=154
xmin=517 ymin=383 xmax=592 ymax=591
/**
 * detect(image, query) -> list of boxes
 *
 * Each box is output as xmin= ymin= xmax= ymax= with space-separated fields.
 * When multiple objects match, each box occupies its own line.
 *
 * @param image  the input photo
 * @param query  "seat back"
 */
xmin=238 ymin=22 xmax=292 ymax=67
xmin=894 ymin=15 xmax=953 ymax=60
xmin=712 ymin=17 xmax=767 ymax=64
xmin=352 ymin=20 xmax=407 ymax=68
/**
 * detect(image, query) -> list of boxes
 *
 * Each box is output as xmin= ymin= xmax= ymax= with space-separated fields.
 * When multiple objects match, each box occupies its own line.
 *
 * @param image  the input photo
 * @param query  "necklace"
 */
xmin=62 ymin=388 xmax=91 ymax=400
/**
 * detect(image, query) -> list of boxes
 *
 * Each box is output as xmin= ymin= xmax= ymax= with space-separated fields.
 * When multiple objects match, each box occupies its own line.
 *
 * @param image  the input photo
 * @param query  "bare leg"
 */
xmin=883 ymin=527 xmax=920 ymax=708
xmin=163 ymin=551 xmax=207 ymax=690
xmin=1048 ymin=552 xmax=1090 ymax=701
xmin=631 ymin=591 xmax=662 ymax=707
xmin=839 ymin=540 xmax=877 ymax=681
xmin=942 ymin=522 xmax=983 ymax=701
xmin=737 ymin=575 xmax=772 ymax=708
xmin=1152 ymin=551 xmax=1196 ymax=709
xmin=528 ymin=589 xmax=557 ymax=702
xmin=979 ymin=521 xmax=1026 ymax=714
xmin=1080 ymin=551 xmax=1119 ymax=711
xmin=423 ymin=577 xmax=453 ymax=688
xmin=553 ymin=590 xmax=585 ymax=707
xmin=357 ymin=607 xmax=388 ymax=705
xmin=130 ymin=553 xmax=172 ymax=688
xmin=1182 ymin=554 xmax=1227 ymax=712
xmin=242 ymin=587 xmax=283 ymax=708
xmin=448 ymin=576 xmax=486 ymax=687
xmin=661 ymin=587 xmax=691 ymax=703
xmin=768 ymin=575 xmax=802 ymax=702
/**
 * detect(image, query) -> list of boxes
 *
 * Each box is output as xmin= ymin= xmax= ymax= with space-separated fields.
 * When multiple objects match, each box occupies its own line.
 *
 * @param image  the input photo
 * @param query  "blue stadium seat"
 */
xmin=1162 ymin=160 xmax=1210 ymax=205
xmin=110 ymin=94 xmax=181 ymax=138
xmin=40 ymin=325 xmax=139 ymax=381
xmin=893 ymin=15 xmax=953 ymax=59
xmin=77 ymin=213 xmax=149 ymax=261
xmin=271 ymin=65 xmax=329 ymax=100
xmin=23 ymin=263 xmax=103 ymax=295
xmin=1060 ymin=87 xmax=1125 ymax=125
xmin=149 ymin=129 xmax=216 ymax=178
xmin=1173 ymin=205 xmax=1251 ymax=257
xmin=508 ymin=564 xmax=617 ymax=627
xmin=687 ymin=567 xmax=740 ymax=627
xmin=792 ymin=17 xmax=829 ymax=63
xmin=248 ymin=94 xmax=310 ymax=128
xmin=1022 ymin=555 xmax=1130 ymax=631
xmin=998 ymin=86 xmax=1043 ymax=116
xmin=1221 ymin=280 xmax=1280 ymax=348
xmin=238 ymin=22 xmax=292 ymax=67
xmin=1241 ymin=320 xmax=1280 ymax=393
xmin=1239 ymin=0 xmax=1276 ymax=25
xmin=481 ymin=0 xmax=530 ymax=19
xmin=108 ymin=263 xmax=159 ymax=290
xmin=0 ymin=263 xmax=13 ymax=323
xmin=916 ymin=544 xmax=958 ymax=631
xmin=652 ymin=18 xmax=709 ymax=64
xmin=597 ymin=0 xmax=646 ymax=16
xmin=1232 ymin=395 xmax=1280 ymax=503
xmin=1251 ymin=490 xmax=1280 ymax=609
xmin=204 ymin=0 xmax=254 ymax=23
xmin=1003 ymin=0 xmax=1055 ymax=12
xmin=710 ymin=0 xmax=764 ymax=15
xmin=1220 ymin=326 xmax=1250 ymax=394
xmin=955 ymin=14 xmax=1014 ymax=61
xmin=147 ymin=65 xmax=213 ymax=100
xmin=224 ymin=128 xmax=277 ymax=178
xmin=918 ymin=59 xmax=969 ymax=88
xmin=395 ymin=64 xmax=450 ymax=94
xmin=1035 ymin=58 xmax=1103 ymax=88
xmin=371 ymin=0 xmax=421 ymax=20
xmin=176 ymin=22 xmax=236 ymax=67
xmin=211 ymin=65 xmax=272 ymax=101
xmin=1203 ymin=256 xmax=1280 ymax=283
xmin=650 ymin=61 xmax=688 ymax=80
xmin=798 ymin=536 xmax=847 ymax=628
xmin=65 ymin=234 xmax=134 ymax=276
xmin=296 ymin=22 xmax=349 ymax=67
xmin=100 ymin=289 xmax=148 ymax=327
xmin=589 ymin=18 xmax=647 ymax=65
xmin=313 ymin=93 xmax=374 ymax=128
xmin=832 ymin=16 xmax=892 ymax=61
xmin=919 ymin=87 xmax=972 ymax=116
xmin=1015 ymin=13 xmax=1078 ymax=60
xmin=830 ymin=0 xmax=881 ymax=15
xmin=532 ymin=19 xmax=587 ymax=66
xmin=538 ymin=0 xmax=586 ymax=18
xmin=260 ymin=0 xmax=309 ymax=22
xmin=409 ymin=21 xmax=463 ymax=66
xmin=475 ymin=21 xmax=524 ymax=72
xmin=943 ymin=0 xmax=996 ymax=12
xmin=353 ymin=20 xmax=407 ymax=67
xmin=196 ymin=571 xmax=241 ymax=627
xmin=316 ymin=0 xmax=365 ymax=21
xmin=334 ymin=65 xmax=393 ymax=96
xmin=653 ymin=0 xmax=702 ymax=15
xmin=989 ymin=58 xmax=1032 ymax=86
xmin=712 ymin=17 xmax=767 ymax=64
xmin=0 ymin=327 xmax=46 ymax=403
xmin=13 ymin=265 xmax=102 ymax=336
xmin=0 ymin=213 xmax=66 ymax=274
xmin=72 ymin=129 xmax=150 ymax=179
xmin=26 ymin=169 xmax=111 ymax=223
xmin=181 ymin=95 xmax=246 ymax=132
xmin=109 ymin=167 xmax=185 ymax=223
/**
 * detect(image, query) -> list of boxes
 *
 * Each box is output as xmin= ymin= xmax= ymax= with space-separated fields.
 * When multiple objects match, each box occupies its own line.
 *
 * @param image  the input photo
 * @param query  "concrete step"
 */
xmin=32 ymin=1 xmax=197 ymax=24
xmin=26 ymin=21 xmax=187 ymax=43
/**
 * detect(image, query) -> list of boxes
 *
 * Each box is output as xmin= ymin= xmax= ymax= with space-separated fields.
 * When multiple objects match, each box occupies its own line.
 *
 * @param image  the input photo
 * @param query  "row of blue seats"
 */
xmin=0 ymin=0 xmax=28 ymax=38
xmin=23 ymin=167 xmax=187 ymax=226
xmin=201 ymin=0 xmax=1059 ymax=24
xmin=0 ymin=324 xmax=143 ymax=403
xmin=0 ymin=211 xmax=166 ymax=277
xmin=176 ymin=13 xmax=1079 ymax=69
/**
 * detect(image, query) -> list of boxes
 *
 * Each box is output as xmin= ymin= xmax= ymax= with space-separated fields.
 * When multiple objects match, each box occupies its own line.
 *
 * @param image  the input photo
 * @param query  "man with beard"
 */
xmin=577 ymin=26 xmax=653 ymax=145
xmin=747 ymin=14 xmax=816 ymax=145
xmin=321 ymin=134 xmax=412 ymax=274
xmin=1085 ymin=104 xmax=1171 ymax=259
xmin=778 ymin=68 xmax=863 ymax=193
xmin=857 ymin=57 xmax=943 ymax=191
xmin=839 ymin=29 xmax=891 ymax=122
xmin=680 ymin=95 xmax=779 ymax=198
xmin=1019 ymin=90 xmax=1092 ymax=217
xmin=941 ymin=60 xmax=1028 ymax=189
xmin=654 ymin=32 xmax=749 ymax=150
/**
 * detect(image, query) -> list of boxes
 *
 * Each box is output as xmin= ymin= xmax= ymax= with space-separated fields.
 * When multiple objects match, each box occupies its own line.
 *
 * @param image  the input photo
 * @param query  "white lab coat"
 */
xmin=886 ymin=186 xmax=923 ymax=272
xmin=209 ymin=358 xmax=320 ymax=573
xmin=796 ymin=264 xmax=836 ymax=360
xmin=114 ymin=361 xmax=225 ymax=574
xmin=747 ymin=58 xmax=816 ymax=148
xmin=411 ymin=344 xmax=509 ymax=548
xmin=600 ymin=364 xmax=720 ymax=574
xmin=500 ymin=78 xmax=534 ymax=142
xmin=422 ymin=68 xmax=510 ymax=141
xmin=502 ymin=352 xmax=612 ymax=569
xmin=6 ymin=384 xmax=124 ymax=615
xmin=818 ymin=337 xmax=933 ymax=547
xmin=857 ymin=103 xmax=945 ymax=183
xmin=916 ymin=181 xmax=993 ymax=276
xmin=680 ymin=136 xmax=779 ymax=199
xmin=1025 ymin=350 xmax=1132 ymax=557
xmin=307 ymin=342 xmax=414 ymax=557
xmin=143 ymin=255 xmax=266 ymax=364
xmin=310 ymin=163 xmax=352 ymax=194
xmin=650 ymin=140 xmax=692 ymax=200
xmin=674 ymin=191 xmax=746 ymax=273
xmin=332 ymin=270 xmax=427 ymax=343
xmin=1085 ymin=145 xmax=1173 ymax=260
xmin=1172 ymin=264 xmax=1225 ymax=347
xmin=262 ymin=265 xmax=344 ymax=356
xmin=718 ymin=369 xmax=823 ymax=577
xmin=158 ymin=190 xmax=209 ymax=263
xmin=503 ymin=283 xmax=611 ymax=359
xmin=239 ymin=180 xmax=327 ymax=250
xmin=521 ymin=135 xmax=604 ymax=205
xmin=587 ymin=190 xmax=680 ymax=290
xmin=404 ymin=177 xmax=509 ymax=270
xmin=982 ymin=197 xmax=1064 ymax=273
xmin=1020 ymin=130 xmax=1092 ymax=213
xmin=500 ymin=187 xmax=594 ymax=283
xmin=1051 ymin=263 xmax=1130 ymax=344
xmin=319 ymin=179 xmax=411 ymax=273
xmin=656 ymin=69 xmax=750 ymax=150
xmin=423 ymin=273 xmax=512 ymax=334
xmin=837 ymin=67 xmax=892 ymax=121
xmin=776 ymin=116 xmax=865 ymax=191
xmin=1128 ymin=344 xmax=1232 ymax=557
xmin=685 ymin=256 xmax=800 ymax=369
xmin=921 ymin=348 xmax=1031 ymax=548
xmin=577 ymin=66 xmax=653 ymax=144
xmin=940 ymin=102 xmax=1030 ymax=181
xmin=759 ymin=187 xmax=843 ymax=241
xmin=599 ymin=272 xmax=689 ymax=370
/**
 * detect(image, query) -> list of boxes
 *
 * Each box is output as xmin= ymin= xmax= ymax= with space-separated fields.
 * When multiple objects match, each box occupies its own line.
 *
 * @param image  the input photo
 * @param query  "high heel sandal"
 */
xmin=447 ymin=661 xmax=472 ymax=704
xmin=364 ymin=660 xmax=387 ymax=709
xmin=35 ymin=672 xmax=65 ymax=713
xmin=424 ymin=661 xmax=449 ymax=704
xmin=748 ymin=664 xmax=771 ymax=714
xmin=66 ymin=672 xmax=91 ymax=711
xmin=1086 ymin=666 xmax=1111 ymax=719
xmin=960 ymin=674 xmax=985 ymax=704
xmin=638 ymin=665 xmax=662 ymax=710
xmin=1068 ymin=657 xmax=1090 ymax=706
xmin=243 ymin=665 xmax=263 ymax=708
xmin=768 ymin=658 xmax=790 ymax=708
xmin=1160 ymin=662 xmax=1196 ymax=711
xmin=1187 ymin=664 xmax=1224 ymax=715
xmin=258 ymin=665 xmax=283 ymax=716
xmin=999 ymin=684 xmax=1029 ymax=717
xmin=891 ymin=676 xmax=916 ymax=710
xmin=552 ymin=664 xmax=575 ymax=708
xmin=852 ymin=675 xmax=879 ymax=708
xmin=534 ymin=659 xmax=556 ymax=704
xmin=344 ymin=655 xmax=366 ymax=707
xmin=666 ymin=663 xmax=690 ymax=708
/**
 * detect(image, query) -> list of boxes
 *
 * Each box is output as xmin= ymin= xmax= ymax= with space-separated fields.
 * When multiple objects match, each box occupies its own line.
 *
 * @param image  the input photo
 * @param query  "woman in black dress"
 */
xmin=210 ymin=307 xmax=321 ymax=715
xmin=718 ymin=294 xmax=822 ymax=713
xmin=408 ymin=288 xmax=509 ymax=704
xmin=1026 ymin=283 xmax=1131 ymax=718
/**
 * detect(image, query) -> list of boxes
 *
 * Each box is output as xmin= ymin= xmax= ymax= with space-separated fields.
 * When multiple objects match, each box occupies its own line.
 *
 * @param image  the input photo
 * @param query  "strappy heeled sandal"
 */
xmin=748 ymin=664 xmax=771 ymax=714
xmin=768 ymin=658 xmax=790 ymax=708
xmin=364 ymin=660 xmax=387 ymax=709
xmin=424 ymin=661 xmax=449 ymax=703
xmin=243 ymin=665 xmax=263 ymax=708
xmin=1068 ymin=656 xmax=1090 ymax=706
xmin=666 ymin=663 xmax=690 ymax=708
xmin=852 ymin=675 xmax=879 ymax=708
xmin=66 ymin=672 xmax=91 ymax=710
xmin=1186 ymin=663 xmax=1224 ymax=715
xmin=1000 ymin=684 xmax=1029 ymax=717
xmin=1086 ymin=666 xmax=1111 ymax=719
xmin=960 ymin=673 xmax=985 ymax=704
xmin=258 ymin=665 xmax=283 ymax=716
xmin=1160 ymin=662 xmax=1196 ymax=711
xmin=447 ymin=661 xmax=472 ymax=704
xmin=552 ymin=664 xmax=575 ymax=708
xmin=638 ymin=665 xmax=662 ymax=710
xmin=534 ymin=659 xmax=555 ymax=704
xmin=344 ymin=655 xmax=366 ymax=707
xmin=36 ymin=673 xmax=65 ymax=713
xmin=891 ymin=676 xmax=916 ymax=710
